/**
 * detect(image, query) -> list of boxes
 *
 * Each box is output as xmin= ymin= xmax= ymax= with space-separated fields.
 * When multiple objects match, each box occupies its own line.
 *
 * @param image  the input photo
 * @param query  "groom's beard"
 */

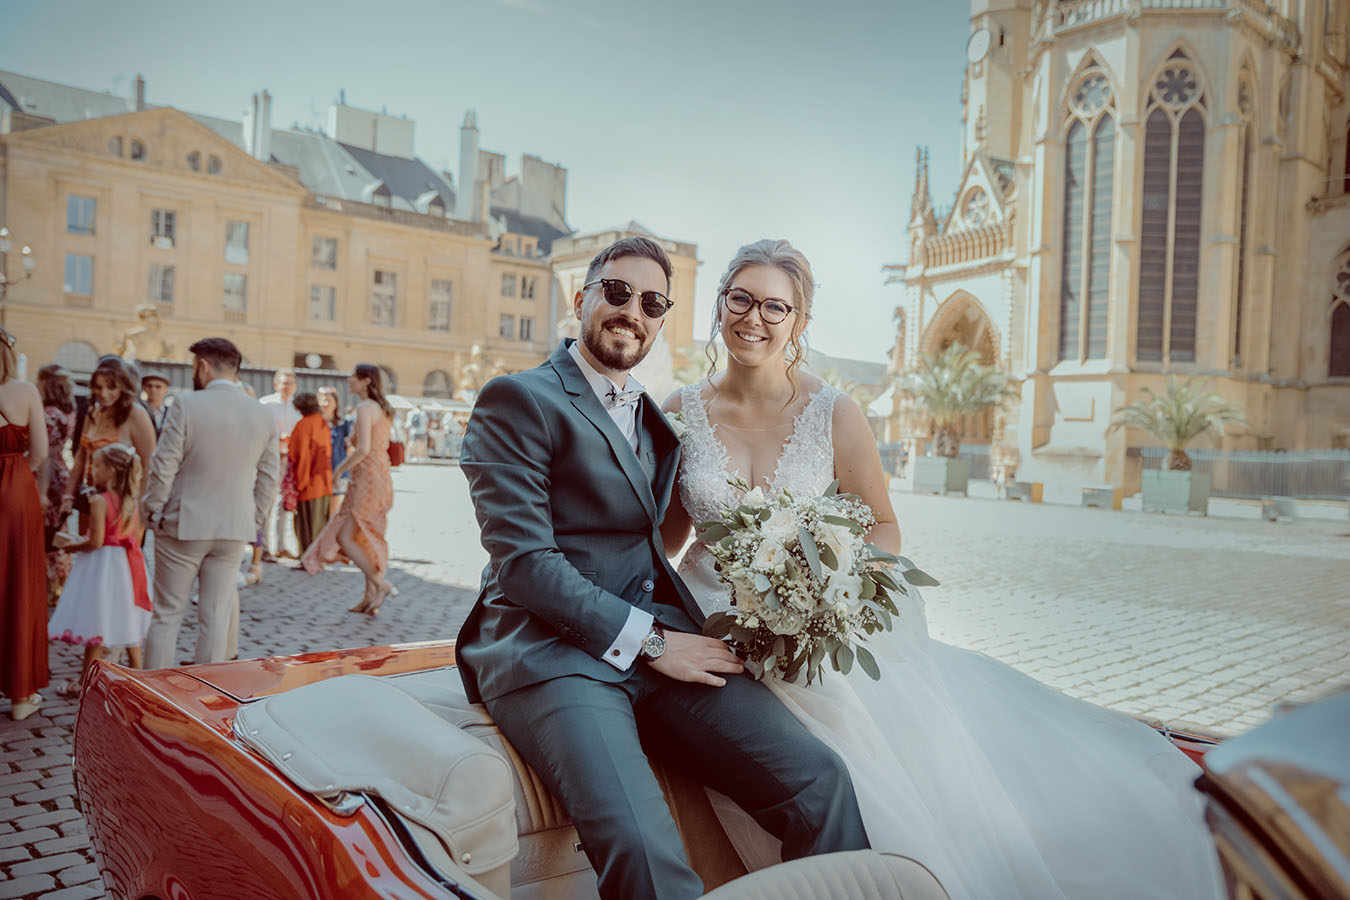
xmin=582 ymin=313 xmax=654 ymax=372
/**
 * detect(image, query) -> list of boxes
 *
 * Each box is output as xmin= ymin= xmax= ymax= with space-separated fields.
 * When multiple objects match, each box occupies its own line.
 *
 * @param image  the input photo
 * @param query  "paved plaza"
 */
xmin=2 ymin=463 xmax=1348 ymax=898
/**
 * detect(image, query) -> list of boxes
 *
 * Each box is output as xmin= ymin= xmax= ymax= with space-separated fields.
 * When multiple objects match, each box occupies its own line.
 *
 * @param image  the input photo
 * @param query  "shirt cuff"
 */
xmin=602 ymin=607 xmax=655 ymax=671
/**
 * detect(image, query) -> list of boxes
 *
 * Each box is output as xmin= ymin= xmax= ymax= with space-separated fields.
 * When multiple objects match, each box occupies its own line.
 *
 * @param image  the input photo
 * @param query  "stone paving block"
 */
xmin=0 ymin=844 xmax=32 ymax=863
xmin=57 ymin=861 xmax=102 ymax=886
xmin=0 ymin=826 xmax=58 ymax=849
xmin=0 ymin=874 xmax=56 ymax=899
xmin=9 ymin=850 xmax=87 ymax=877
xmin=35 ymin=834 xmax=95 ymax=856
xmin=13 ymin=809 xmax=84 ymax=831
xmin=16 ymin=787 xmax=77 ymax=805
xmin=38 ymin=883 xmax=108 ymax=900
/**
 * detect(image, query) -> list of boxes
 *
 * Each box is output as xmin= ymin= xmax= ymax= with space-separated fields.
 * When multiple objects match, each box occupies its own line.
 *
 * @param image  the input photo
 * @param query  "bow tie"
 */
xmin=606 ymin=385 xmax=644 ymax=410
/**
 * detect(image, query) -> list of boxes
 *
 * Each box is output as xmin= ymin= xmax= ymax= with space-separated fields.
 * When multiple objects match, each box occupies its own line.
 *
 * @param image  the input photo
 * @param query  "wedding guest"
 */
xmin=260 ymin=368 xmax=301 ymax=560
xmin=37 ymin=364 xmax=76 ymax=604
xmin=408 ymin=407 xmax=428 ymax=461
xmin=317 ymin=386 xmax=351 ymax=515
xmin=65 ymin=358 xmax=155 ymax=503
xmin=142 ymin=338 xmax=279 ymax=669
xmin=0 ymin=327 xmax=49 ymax=720
xmin=48 ymin=443 xmax=150 ymax=695
xmin=301 ymin=364 xmax=395 ymax=615
xmin=288 ymin=392 xmax=332 ymax=555
xmin=141 ymin=371 xmax=172 ymax=439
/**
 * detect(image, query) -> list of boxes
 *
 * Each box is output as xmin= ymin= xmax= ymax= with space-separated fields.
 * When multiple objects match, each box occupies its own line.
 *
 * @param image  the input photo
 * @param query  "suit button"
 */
xmin=642 ymin=580 xmax=655 ymax=593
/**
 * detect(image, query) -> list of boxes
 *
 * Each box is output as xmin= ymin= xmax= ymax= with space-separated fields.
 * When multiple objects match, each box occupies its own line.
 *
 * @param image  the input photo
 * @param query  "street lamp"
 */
xmin=0 ymin=226 xmax=37 ymax=329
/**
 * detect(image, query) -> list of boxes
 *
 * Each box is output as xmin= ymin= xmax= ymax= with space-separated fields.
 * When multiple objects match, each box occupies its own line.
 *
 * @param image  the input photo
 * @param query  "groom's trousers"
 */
xmin=486 ymin=668 xmax=870 ymax=900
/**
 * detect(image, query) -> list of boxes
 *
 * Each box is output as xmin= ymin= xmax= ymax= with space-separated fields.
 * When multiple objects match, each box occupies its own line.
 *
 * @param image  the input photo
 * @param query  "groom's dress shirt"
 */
xmin=567 ymin=342 xmax=653 ymax=670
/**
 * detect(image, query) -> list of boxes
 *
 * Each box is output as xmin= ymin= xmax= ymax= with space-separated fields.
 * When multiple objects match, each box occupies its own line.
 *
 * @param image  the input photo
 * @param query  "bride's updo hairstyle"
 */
xmin=707 ymin=239 xmax=814 ymax=396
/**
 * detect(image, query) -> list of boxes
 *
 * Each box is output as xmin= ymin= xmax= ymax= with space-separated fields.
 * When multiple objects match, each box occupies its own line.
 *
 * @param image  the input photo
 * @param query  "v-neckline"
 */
xmin=697 ymin=383 xmax=829 ymax=492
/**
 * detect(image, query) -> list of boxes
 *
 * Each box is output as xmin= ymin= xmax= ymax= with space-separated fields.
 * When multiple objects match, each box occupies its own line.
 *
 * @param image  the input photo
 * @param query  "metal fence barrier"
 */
xmin=879 ymin=443 xmax=991 ymax=481
xmin=1137 ymin=447 xmax=1350 ymax=501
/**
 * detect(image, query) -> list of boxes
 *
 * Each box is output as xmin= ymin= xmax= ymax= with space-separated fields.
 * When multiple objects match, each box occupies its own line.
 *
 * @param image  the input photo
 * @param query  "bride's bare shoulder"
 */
xmin=661 ymin=376 xmax=718 ymax=414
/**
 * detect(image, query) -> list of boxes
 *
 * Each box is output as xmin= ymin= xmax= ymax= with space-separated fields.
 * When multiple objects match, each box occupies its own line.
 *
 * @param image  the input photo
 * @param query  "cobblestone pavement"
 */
xmin=2 ymin=463 xmax=1347 ymax=898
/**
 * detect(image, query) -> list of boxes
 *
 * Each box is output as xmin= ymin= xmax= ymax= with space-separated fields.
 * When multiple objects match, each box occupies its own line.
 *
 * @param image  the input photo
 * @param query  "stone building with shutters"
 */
xmin=886 ymin=0 xmax=1350 ymax=502
xmin=0 ymin=71 xmax=653 ymax=399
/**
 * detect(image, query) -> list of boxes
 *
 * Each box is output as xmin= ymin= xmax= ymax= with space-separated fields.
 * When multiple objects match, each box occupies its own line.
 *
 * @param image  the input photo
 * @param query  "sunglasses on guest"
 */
xmin=721 ymin=288 xmax=797 ymax=325
xmin=584 ymin=278 xmax=674 ymax=319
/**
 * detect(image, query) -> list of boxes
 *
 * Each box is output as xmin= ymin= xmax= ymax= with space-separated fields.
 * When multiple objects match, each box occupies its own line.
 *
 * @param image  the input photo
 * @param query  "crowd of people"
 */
xmin=0 ymin=330 xmax=396 ymax=720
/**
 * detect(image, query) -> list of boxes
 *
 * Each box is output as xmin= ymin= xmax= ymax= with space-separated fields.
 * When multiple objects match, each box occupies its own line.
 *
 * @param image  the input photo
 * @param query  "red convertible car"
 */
xmin=71 ymin=640 xmax=1346 ymax=900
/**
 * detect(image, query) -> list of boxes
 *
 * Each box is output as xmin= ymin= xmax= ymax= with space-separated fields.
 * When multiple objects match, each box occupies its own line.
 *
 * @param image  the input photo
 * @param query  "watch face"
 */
xmin=642 ymin=632 xmax=667 ymax=659
xmin=967 ymin=28 xmax=991 ymax=63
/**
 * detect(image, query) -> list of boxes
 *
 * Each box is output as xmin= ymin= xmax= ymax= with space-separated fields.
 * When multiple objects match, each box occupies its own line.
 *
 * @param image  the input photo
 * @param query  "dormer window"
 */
xmin=371 ymin=184 xmax=392 ymax=208
xmin=207 ymin=155 xmax=222 ymax=175
xmin=130 ymin=140 xmax=146 ymax=161
xmin=187 ymin=151 xmax=201 ymax=172
xmin=428 ymin=196 xmax=446 ymax=217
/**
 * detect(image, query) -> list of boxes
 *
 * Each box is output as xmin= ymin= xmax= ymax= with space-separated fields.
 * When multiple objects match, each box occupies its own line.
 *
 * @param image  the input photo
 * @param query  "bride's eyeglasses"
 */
xmin=584 ymin=278 xmax=674 ymax=319
xmin=721 ymin=288 xmax=797 ymax=325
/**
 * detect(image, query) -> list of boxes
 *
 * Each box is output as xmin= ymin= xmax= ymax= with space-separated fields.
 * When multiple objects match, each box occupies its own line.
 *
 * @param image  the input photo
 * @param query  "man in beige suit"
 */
xmin=142 ymin=338 xmax=279 ymax=669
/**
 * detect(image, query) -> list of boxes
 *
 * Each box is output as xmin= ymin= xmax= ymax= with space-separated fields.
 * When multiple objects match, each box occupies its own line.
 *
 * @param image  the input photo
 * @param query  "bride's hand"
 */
xmin=647 ymin=632 xmax=745 ymax=687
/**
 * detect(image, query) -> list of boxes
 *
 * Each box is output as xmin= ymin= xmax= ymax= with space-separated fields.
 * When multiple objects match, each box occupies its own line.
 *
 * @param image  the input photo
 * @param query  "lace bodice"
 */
xmin=677 ymin=382 xmax=841 ymax=527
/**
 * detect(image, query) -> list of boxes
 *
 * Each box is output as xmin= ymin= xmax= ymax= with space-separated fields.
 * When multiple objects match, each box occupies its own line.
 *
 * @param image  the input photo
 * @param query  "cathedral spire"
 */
xmin=910 ymin=146 xmax=938 ymax=234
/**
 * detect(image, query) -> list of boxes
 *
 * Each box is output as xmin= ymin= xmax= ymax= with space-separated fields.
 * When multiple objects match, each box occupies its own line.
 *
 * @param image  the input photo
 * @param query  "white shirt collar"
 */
xmin=567 ymin=341 xmax=644 ymax=403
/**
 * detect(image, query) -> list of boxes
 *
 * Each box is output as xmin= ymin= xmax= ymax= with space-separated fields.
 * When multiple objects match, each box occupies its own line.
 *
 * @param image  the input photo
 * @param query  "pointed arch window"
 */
xmin=1332 ymin=251 xmax=1350 ymax=378
xmin=1137 ymin=51 xmax=1207 ymax=364
xmin=1059 ymin=67 xmax=1116 ymax=361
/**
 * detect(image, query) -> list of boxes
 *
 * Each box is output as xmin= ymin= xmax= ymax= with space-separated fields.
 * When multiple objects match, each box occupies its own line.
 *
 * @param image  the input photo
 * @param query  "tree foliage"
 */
xmin=1109 ymin=376 xmax=1247 ymax=470
xmin=898 ymin=343 xmax=1011 ymax=458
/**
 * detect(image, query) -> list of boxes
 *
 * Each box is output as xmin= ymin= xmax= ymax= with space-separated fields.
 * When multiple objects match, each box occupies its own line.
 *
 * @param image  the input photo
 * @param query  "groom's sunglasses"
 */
xmin=584 ymin=278 xmax=674 ymax=319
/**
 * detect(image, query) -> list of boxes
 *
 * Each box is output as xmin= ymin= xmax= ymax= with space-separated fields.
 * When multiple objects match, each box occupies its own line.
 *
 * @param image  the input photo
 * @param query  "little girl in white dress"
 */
xmin=49 ymin=442 xmax=151 ymax=693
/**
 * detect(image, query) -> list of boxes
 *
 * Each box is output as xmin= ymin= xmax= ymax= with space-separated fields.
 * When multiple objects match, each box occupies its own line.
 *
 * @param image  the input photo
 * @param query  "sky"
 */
xmin=0 ymin=0 xmax=970 ymax=363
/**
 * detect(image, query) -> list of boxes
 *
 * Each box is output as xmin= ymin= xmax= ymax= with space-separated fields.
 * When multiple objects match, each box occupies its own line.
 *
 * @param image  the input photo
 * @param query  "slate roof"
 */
xmin=0 ymin=69 xmax=134 ymax=123
xmin=490 ymin=205 xmax=569 ymax=254
xmin=0 ymin=69 xmax=457 ymax=218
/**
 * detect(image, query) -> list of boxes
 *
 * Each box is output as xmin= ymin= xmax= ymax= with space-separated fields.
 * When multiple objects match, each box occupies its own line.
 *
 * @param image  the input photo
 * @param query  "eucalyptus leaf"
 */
xmin=823 ymin=479 xmax=840 ymax=497
xmin=835 ymin=643 xmax=854 ymax=675
xmin=856 ymin=645 xmax=881 ymax=680
xmin=729 ymin=625 xmax=758 ymax=644
xmin=763 ymin=587 xmax=782 ymax=611
xmin=897 ymin=555 xmax=917 ymax=569
xmin=867 ymin=545 xmax=901 ymax=563
xmin=753 ymin=573 xmax=772 ymax=593
xmin=902 ymin=567 xmax=941 ymax=587
xmin=744 ymin=657 xmax=764 ymax=679
xmin=698 ymin=523 xmax=730 ymax=542
xmin=783 ymin=556 xmax=799 ymax=579
xmin=701 ymin=612 xmax=735 ymax=638
xmin=878 ymin=608 xmax=893 ymax=631
xmin=873 ymin=570 xmax=901 ymax=592
xmin=798 ymin=527 xmax=823 ymax=580
xmin=817 ymin=542 xmax=838 ymax=571
xmin=860 ymin=577 xmax=877 ymax=600
xmin=823 ymin=514 xmax=865 ymax=534
xmin=762 ymin=655 xmax=776 ymax=676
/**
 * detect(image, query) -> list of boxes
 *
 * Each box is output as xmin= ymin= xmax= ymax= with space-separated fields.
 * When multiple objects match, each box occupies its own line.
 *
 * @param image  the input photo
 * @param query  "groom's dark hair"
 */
xmin=585 ymin=236 xmax=672 ymax=292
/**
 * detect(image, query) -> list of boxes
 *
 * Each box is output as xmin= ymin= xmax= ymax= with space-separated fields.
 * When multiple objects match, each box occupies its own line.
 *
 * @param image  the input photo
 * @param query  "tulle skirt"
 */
xmin=49 ymin=546 xmax=151 ymax=648
xmin=680 ymin=543 xmax=1226 ymax=900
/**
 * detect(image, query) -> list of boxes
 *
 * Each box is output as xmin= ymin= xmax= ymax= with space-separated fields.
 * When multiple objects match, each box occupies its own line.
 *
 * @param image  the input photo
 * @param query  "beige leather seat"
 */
xmin=700 ymin=851 xmax=950 ymax=900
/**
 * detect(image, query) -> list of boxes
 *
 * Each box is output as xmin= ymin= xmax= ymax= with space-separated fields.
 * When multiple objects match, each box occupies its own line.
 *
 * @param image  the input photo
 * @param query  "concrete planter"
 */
xmin=1141 ymin=469 xmax=1211 ymax=514
xmin=912 ymin=456 xmax=972 ymax=496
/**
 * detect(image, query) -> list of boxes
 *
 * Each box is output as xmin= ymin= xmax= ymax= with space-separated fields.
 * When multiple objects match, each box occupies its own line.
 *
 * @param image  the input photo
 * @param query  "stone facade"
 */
xmin=0 ymin=73 xmax=696 ymax=399
xmin=887 ymin=0 xmax=1350 ymax=503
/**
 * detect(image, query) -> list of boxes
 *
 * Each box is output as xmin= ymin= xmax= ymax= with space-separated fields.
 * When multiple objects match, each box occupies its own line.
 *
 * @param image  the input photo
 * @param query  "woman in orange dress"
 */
xmin=64 ymin=358 xmax=155 ymax=505
xmin=301 ymin=365 xmax=395 ymax=615
xmin=288 ymin=392 xmax=333 ymax=554
xmin=0 ymin=327 xmax=50 ymax=720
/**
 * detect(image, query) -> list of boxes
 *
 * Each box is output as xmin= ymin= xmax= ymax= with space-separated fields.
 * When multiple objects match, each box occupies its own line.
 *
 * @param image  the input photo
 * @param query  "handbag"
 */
xmin=388 ymin=440 xmax=405 ymax=467
xmin=281 ymin=459 xmax=299 ymax=512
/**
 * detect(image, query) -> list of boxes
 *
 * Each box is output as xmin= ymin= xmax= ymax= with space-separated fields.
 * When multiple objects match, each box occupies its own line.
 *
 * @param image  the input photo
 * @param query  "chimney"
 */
xmin=456 ymin=110 xmax=479 ymax=222
xmin=133 ymin=74 xmax=145 ymax=111
xmin=243 ymin=90 xmax=273 ymax=162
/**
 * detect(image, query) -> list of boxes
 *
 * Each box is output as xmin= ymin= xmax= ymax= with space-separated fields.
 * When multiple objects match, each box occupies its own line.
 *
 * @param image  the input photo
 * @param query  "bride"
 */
xmin=660 ymin=239 xmax=1226 ymax=900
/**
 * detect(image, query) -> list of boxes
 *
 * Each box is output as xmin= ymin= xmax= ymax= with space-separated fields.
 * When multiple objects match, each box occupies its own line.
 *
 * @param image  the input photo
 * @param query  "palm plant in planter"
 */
xmin=1110 ymin=376 xmax=1247 ymax=512
xmin=899 ymin=343 xmax=1011 ymax=494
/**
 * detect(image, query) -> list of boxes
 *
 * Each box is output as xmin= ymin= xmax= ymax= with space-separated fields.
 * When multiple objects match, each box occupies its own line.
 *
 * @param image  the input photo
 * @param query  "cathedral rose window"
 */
xmin=962 ymin=187 xmax=989 ymax=227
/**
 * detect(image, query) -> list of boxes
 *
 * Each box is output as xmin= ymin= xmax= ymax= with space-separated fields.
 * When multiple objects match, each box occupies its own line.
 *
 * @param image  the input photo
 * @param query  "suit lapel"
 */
xmin=551 ymin=342 xmax=657 ymax=523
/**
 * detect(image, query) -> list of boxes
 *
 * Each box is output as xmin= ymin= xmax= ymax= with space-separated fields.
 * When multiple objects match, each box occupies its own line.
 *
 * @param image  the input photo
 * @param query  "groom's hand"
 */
xmin=648 ymin=632 xmax=745 ymax=687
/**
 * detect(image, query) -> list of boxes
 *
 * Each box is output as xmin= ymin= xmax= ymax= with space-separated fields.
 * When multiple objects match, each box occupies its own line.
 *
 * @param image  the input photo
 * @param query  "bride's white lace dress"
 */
xmin=674 ymin=382 xmax=1225 ymax=900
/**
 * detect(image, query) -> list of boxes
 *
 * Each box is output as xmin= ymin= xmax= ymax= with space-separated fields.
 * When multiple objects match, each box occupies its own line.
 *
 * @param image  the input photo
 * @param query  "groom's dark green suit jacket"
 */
xmin=456 ymin=340 xmax=704 ymax=703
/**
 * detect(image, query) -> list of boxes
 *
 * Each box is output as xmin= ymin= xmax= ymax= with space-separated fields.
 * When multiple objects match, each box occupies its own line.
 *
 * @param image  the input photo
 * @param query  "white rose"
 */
xmin=818 ymin=523 xmax=856 ymax=573
xmin=741 ymin=486 xmax=767 ymax=509
xmin=751 ymin=539 xmax=789 ymax=572
xmin=823 ymin=573 xmax=865 ymax=615
xmin=731 ymin=577 xmax=763 ymax=614
xmin=762 ymin=508 xmax=797 ymax=545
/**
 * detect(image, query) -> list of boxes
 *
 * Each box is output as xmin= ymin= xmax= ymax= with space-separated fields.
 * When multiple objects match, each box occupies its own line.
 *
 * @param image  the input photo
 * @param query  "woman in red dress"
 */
xmin=0 ymin=328 xmax=51 ymax=720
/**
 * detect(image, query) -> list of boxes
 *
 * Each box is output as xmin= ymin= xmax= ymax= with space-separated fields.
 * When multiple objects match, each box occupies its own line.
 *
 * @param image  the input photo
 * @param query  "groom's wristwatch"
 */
xmin=639 ymin=624 xmax=666 ymax=661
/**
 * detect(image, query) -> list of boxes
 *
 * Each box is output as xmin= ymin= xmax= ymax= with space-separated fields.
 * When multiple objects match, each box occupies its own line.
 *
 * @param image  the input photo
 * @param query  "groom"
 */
xmin=457 ymin=237 xmax=869 ymax=900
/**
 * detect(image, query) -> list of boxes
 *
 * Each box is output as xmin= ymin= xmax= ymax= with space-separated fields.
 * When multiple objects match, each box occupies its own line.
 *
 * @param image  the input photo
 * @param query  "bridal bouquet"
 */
xmin=697 ymin=479 xmax=938 ymax=685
